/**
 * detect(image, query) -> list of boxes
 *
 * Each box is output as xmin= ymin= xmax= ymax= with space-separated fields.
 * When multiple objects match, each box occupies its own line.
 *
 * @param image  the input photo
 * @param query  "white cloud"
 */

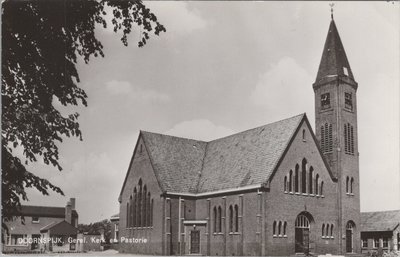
xmin=250 ymin=57 xmax=314 ymax=122
xmin=146 ymin=2 xmax=207 ymax=34
xmin=165 ymin=119 xmax=234 ymax=141
xmin=106 ymin=80 xmax=170 ymax=102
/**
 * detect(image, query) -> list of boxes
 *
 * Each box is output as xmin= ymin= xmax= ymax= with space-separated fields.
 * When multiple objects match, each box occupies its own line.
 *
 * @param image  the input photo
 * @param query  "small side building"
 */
xmin=361 ymin=210 xmax=400 ymax=254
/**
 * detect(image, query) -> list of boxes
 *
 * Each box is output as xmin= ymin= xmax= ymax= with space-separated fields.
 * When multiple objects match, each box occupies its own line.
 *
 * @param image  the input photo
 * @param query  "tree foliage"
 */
xmin=78 ymin=219 xmax=112 ymax=243
xmin=1 ymin=0 xmax=165 ymax=222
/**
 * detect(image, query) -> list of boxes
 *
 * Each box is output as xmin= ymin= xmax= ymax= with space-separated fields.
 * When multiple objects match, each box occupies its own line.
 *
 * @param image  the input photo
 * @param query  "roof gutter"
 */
xmin=164 ymin=183 xmax=268 ymax=198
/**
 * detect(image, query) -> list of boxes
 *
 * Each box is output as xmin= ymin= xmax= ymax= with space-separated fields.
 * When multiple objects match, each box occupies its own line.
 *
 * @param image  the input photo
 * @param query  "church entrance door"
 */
xmin=295 ymin=213 xmax=312 ymax=254
xmin=190 ymin=230 xmax=200 ymax=254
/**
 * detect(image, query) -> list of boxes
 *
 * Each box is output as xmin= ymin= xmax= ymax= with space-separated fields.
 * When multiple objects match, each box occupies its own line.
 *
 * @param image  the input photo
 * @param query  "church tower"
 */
xmin=313 ymin=14 xmax=361 ymax=254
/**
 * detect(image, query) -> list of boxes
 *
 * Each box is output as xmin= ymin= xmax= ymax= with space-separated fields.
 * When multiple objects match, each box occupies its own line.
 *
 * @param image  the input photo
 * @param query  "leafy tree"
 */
xmin=78 ymin=219 xmax=112 ymax=243
xmin=1 ymin=0 xmax=165 ymax=225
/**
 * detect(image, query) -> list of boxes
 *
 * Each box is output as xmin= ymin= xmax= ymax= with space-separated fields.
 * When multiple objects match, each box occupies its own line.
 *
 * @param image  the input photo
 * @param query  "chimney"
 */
xmin=70 ymin=198 xmax=76 ymax=210
xmin=65 ymin=200 xmax=72 ymax=224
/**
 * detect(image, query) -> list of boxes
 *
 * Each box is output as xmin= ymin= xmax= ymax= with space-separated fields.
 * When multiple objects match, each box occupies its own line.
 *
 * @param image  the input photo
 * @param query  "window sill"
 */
xmin=302 ymin=193 xmax=308 ymax=196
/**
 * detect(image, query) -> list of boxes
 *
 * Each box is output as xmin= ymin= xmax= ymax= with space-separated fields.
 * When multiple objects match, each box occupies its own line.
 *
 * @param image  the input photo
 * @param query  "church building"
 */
xmin=118 ymin=14 xmax=361 ymax=256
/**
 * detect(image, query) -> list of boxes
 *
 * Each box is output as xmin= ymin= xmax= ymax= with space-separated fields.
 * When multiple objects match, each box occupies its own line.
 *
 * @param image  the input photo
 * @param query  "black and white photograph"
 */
xmin=1 ymin=1 xmax=399 ymax=256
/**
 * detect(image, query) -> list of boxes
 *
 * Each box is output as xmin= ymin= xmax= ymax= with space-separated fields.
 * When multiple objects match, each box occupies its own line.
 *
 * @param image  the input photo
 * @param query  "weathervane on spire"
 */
xmin=329 ymin=3 xmax=335 ymax=20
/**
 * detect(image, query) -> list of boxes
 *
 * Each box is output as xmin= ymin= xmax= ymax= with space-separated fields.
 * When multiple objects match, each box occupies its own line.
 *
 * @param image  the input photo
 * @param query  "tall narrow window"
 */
xmin=350 ymin=177 xmax=354 ymax=194
xmin=278 ymin=221 xmax=282 ymax=236
xmin=320 ymin=181 xmax=324 ymax=196
xmin=302 ymin=159 xmax=307 ymax=193
xmin=229 ymin=205 xmax=233 ymax=232
xmin=273 ymin=221 xmax=276 ymax=236
xmin=147 ymin=192 xmax=151 ymax=227
xmin=289 ymin=170 xmax=293 ymax=192
xmin=346 ymin=176 xmax=349 ymax=193
xmin=315 ymin=174 xmax=319 ymax=195
xmin=330 ymin=224 xmax=334 ymax=237
xmin=143 ymin=186 xmax=147 ymax=227
xmin=213 ymin=207 xmax=217 ymax=233
xmin=234 ymin=205 xmax=239 ymax=232
xmin=138 ymin=180 xmax=142 ymax=227
xmin=284 ymin=176 xmax=287 ymax=192
xmin=309 ymin=167 xmax=314 ymax=194
xmin=150 ymin=199 xmax=154 ymax=226
xmin=130 ymin=195 xmax=133 ymax=227
xmin=322 ymin=224 xmax=325 ymax=237
xmin=345 ymin=123 xmax=354 ymax=155
xmin=133 ymin=188 xmax=137 ymax=227
xmin=283 ymin=221 xmax=287 ymax=236
xmin=218 ymin=206 xmax=222 ymax=233
xmin=126 ymin=202 xmax=129 ymax=228
xmin=302 ymin=129 xmax=306 ymax=141
xmin=321 ymin=123 xmax=333 ymax=153
xmin=295 ymin=164 xmax=299 ymax=193
xmin=328 ymin=124 xmax=333 ymax=152
xmin=325 ymin=223 xmax=329 ymax=237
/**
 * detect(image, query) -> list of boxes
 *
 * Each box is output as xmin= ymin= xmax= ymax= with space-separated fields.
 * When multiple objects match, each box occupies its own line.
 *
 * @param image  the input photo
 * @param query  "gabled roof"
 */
xmin=40 ymin=220 xmax=78 ymax=235
xmin=315 ymin=18 xmax=355 ymax=84
xmin=120 ymin=113 xmax=336 ymax=197
xmin=197 ymin=114 xmax=304 ymax=193
xmin=361 ymin=210 xmax=400 ymax=232
xmin=141 ymin=132 xmax=208 ymax=193
xmin=13 ymin=205 xmax=78 ymax=218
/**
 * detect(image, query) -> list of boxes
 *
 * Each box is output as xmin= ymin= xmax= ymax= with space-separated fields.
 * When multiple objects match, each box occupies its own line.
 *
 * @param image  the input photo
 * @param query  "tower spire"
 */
xmin=314 ymin=15 xmax=356 ymax=87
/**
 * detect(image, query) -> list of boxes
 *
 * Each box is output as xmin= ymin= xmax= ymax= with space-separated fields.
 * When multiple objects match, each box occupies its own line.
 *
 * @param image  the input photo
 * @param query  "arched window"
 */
xmin=138 ymin=180 xmax=142 ymax=227
xmin=284 ymin=176 xmax=287 ymax=192
xmin=302 ymin=159 xmax=307 ymax=193
xmin=350 ymin=177 xmax=354 ymax=194
xmin=302 ymin=129 xmax=306 ymax=141
xmin=273 ymin=221 xmax=276 ymax=236
xmin=143 ymin=185 xmax=147 ymax=227
xmin=325 ymin=223 xmax=329 ymax=237
xmin=320 ymin=181 xmax=324 ymax=196
xmin=330 ymin=224 xmax=334 ymax=237
xmin=130 ymin=194 xmax=134 ymax=227
xmin=234 ymin=204 xmax=239 ymax=232
xmin=289 ymin=170 xmax=293 ymax=192
xmin=278 ymin=221 xmax=282 ymax=236
xmin=147 ymin=192 xmax=151 ymax=227
xmin=315 ymin=174 xmax=319 ymax=195
xmin=213 ymin=207 xmax=217 ymax=233
xmin=229 ymin=205 xmax=233 ymax=232
xmin=295 ymin=164 xmax=299 ymax=193
xmin=126 ymin=202 xmax=129 ymax=228
xmin=150 ymin=199 xmax=154 ymax=227
xmin=283 ymin=221 xmax=287 ymax=236
xmin=218 ymin=206 xmax=222 ymax=233
xmin=295 ymin=214 xmax=310 ymax=228
xmin=346 ymin=176 xmax=349 ymax=193
xmin=133 ymin=188 xmax=137 ymax=227
xmin=309 ymin=167 xmax=314 ymax=194
xmin=322 ymin=224 xmax=325 ymax=237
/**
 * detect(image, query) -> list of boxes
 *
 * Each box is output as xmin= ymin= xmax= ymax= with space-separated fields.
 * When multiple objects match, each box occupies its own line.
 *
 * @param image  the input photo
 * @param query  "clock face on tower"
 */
xmin=321 ymin=93 xmax=331 ymax=109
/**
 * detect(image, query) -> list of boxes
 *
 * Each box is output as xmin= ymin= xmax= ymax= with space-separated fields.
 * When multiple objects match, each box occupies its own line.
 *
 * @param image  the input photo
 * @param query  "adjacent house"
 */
xmin=2 ymin=198 xmax=79 ymax=253
xmin=361 ymin=210 xmax=400 ymax=254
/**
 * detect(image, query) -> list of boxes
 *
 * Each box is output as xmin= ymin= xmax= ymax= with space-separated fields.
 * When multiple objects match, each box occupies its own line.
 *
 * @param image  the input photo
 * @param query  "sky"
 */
xmin=23 ymin=2 xmax=399 ymax=224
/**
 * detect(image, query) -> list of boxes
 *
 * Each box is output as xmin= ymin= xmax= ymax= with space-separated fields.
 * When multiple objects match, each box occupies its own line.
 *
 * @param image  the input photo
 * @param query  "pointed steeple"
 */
xmin=315 ymin=18 xmax=355 ymax=85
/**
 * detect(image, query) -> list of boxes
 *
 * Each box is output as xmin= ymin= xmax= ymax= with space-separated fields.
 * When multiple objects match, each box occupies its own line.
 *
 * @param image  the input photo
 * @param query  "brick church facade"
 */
xmin=118 ymin=16 xmax=361 ymax=256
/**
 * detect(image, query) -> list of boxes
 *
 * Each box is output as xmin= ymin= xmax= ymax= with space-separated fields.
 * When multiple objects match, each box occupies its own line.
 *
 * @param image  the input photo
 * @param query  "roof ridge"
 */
xmin=141 ymin=114 xmax=305 ymax=144
xmin=141 ymin=130 xmax=208 ymax=143
xmin=208 ymin=113 xmax=305 ymax=143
